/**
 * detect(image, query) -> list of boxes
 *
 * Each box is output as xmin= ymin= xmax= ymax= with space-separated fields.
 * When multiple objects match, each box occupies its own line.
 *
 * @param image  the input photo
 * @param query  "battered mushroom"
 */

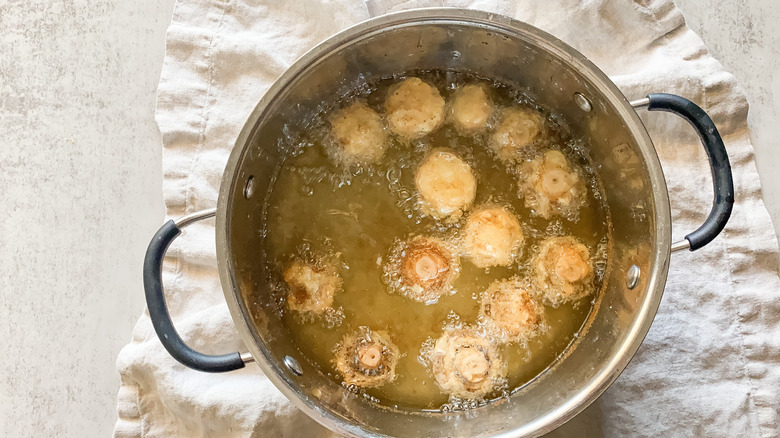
xmin=415 ymin=149 xmax=477 ymax=220
xmin=449 ymin=84 xmax=494 ymax=133
xmin=480 ymin=278 xmax=545 ymax=343
xmin=462 ymin=205 xmax=524 ymax=268
xmin=383 ymin=235 xmax=460 ymax=303
xmin=385 ymin=77 xmax=445 ymax=139
xmin=283 ymin=259 xmax=342 ymax=314
xmin=533 ymin=236 xmax=595 ymax=306
xmin=490 ymin=107 xmax=544 ymax=163
xmin=518 ymin=150 xmax=587 ymax=219
xmin=429 ymin=328 xmax=506 ymax=399
xmin=334 ymin=328 xmax=399 ymax=388
xmin=328 ymin=101 xmax=388 ymax=166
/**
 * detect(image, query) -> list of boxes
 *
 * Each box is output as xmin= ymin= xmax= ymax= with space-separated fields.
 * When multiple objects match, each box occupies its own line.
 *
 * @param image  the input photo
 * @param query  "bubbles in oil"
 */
xmin=386 ymin=163 xmax=419 ymax=222
xmin=445 ymin=310 xmax=464 ymax=328
xmin=593 ymin=235 xmax=610 ymax=281
xmin=418 ymin=336 xmax=438 ymax=368
xmin=321 ymin=307 xmax=346 ymax=329
xmin=439 ymin=389 xmax=510 ymax=414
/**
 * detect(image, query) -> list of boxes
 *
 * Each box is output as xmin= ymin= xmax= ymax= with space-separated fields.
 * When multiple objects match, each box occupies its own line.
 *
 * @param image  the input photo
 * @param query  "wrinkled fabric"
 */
xmin=115 ymin=0 xmax=780 ymax=436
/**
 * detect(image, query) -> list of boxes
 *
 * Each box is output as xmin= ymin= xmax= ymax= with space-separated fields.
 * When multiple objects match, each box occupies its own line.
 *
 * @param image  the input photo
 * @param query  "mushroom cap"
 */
xmin=480 ymin=278 xmax=546 ymax=343
xmin=462 ymin=205 xmax=524 ymax=268
xmin=490 ymin=107 xmax=543 ymax=163
xmin=449 ymin=84 xmax=493 ymax=133
xmin=283 ymin=260 xmax=341 ymax=314
xmin=328 ymin=101 xmax=387 ymax=166
xmin=385 ymin=77 xmax=445 ymax=139
xmin=415 ymin=149 xmax=477 ymax=220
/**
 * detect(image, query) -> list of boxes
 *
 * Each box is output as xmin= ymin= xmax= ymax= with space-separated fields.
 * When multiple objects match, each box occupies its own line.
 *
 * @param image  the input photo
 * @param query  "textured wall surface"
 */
xmin=675 ymin=0 xmax=780 ymax=244
xmin=0 ymin=1 xmax=175 ymax=436
xmin=0 ymin=0 xmax=777 ymax=437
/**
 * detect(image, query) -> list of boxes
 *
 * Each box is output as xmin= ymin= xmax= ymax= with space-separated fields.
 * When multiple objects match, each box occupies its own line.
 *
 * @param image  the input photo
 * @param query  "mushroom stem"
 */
xmin=541 ymin=168 xmax=570 ymax=198
xmin=358 ymin=344 xmax=382 ymax=370
xmin=456 ymin=347 xmax=490 ymax=384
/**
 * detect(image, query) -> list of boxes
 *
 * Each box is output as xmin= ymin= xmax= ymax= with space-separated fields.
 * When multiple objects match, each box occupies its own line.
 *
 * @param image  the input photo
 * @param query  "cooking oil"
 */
xmin=261 ymin=70 xmax=610 ymax=411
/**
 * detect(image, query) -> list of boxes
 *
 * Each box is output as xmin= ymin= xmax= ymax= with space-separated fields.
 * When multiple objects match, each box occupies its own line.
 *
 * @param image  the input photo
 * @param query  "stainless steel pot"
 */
xmin=143 ymin=9 xmax=733 ymax=437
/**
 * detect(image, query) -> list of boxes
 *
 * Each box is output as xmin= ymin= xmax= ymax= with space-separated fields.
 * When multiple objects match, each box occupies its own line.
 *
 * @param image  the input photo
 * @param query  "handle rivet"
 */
xmin=284 ymin=355 xmax=303 ymax=376
xmin=574 ymin=92 xmax=592 ymax=112
xmin=626 ymin=265 xmax=641 ymax=290
xmin=244 ymin=176 xmax=255 ymax=199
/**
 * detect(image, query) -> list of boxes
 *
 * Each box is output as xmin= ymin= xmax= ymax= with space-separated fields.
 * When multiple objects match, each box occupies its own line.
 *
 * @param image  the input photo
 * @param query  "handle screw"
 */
xmin=574 ymin=92 xmax=592 ymax=112
xmin=284 ymin=355 xmax=303 ymax=376
xmin=626 ymin=265 xmax=641 ymax=290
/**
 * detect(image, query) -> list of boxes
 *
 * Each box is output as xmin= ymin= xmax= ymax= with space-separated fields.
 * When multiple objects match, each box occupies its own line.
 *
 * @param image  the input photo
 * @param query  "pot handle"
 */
xmin=143 ymin=208 xmax=250 ymax=372
xmin=632 ymin=93 xmax=734 ymax=251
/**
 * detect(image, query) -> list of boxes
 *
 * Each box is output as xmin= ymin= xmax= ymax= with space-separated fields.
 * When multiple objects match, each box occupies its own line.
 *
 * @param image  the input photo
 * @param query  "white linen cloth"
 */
xmin=114 ymin=0 xmax=780 ymax=436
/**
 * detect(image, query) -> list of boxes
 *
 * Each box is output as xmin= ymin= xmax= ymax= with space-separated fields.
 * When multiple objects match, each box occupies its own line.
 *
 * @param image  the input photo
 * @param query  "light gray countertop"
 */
xmin=0 ymin=1 xmax=777 ymax=436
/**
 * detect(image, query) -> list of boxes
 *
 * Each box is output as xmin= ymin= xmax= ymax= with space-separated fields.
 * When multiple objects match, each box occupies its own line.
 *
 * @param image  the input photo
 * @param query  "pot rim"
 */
xmin=216 ymin=8 xmax=672 ymax=437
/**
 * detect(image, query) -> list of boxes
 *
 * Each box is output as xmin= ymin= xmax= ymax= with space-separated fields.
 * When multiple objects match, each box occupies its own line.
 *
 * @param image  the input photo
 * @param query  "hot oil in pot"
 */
xmin=261 ymin=70 xmax=610 ymax=411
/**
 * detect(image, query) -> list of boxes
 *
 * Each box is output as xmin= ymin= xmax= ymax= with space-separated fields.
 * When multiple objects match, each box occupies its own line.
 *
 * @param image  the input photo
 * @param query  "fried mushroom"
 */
xmin=328 ymin=101 xmax=388 ymax=166
xmin=490 ymin=107 xmax=544 ymax=163
xmin=429 ymin=328 xmax=505 ymax=399
xmin=533 ymin=236 xmax=595 ymax=306
xmin=385 ymin=77 xmax=446 ymax=139
xmin=415 ymin=149 xmax=477 ymax=220
xmin=480 ymin=278 xmax=545 ymax=343
xmin=283 ymin=259 xmax=342 ymax=314
xmin=462 ymin=205 xmax=524 ymax=268
xmin=334 ymin=328 xmax=399 ymax=388
xmin=383 ymin=235 xmax=460 ymax=303
xmin=518 ymin=150 xmax=587 ymax=219
xmin=449 ymin=84 xmax=494 ymax=133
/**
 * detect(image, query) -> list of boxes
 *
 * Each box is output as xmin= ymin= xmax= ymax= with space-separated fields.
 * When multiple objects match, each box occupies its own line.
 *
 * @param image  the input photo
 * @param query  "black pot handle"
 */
xmin=635 ymin=93 xmax=734 ymax=251
xmin=143 ymin=208 xmax=247 ymax=372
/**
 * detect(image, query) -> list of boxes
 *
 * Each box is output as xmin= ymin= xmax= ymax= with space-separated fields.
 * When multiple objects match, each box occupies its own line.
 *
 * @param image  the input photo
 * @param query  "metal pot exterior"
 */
xmin=215 ymin=9 xmax=671 ymax=437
